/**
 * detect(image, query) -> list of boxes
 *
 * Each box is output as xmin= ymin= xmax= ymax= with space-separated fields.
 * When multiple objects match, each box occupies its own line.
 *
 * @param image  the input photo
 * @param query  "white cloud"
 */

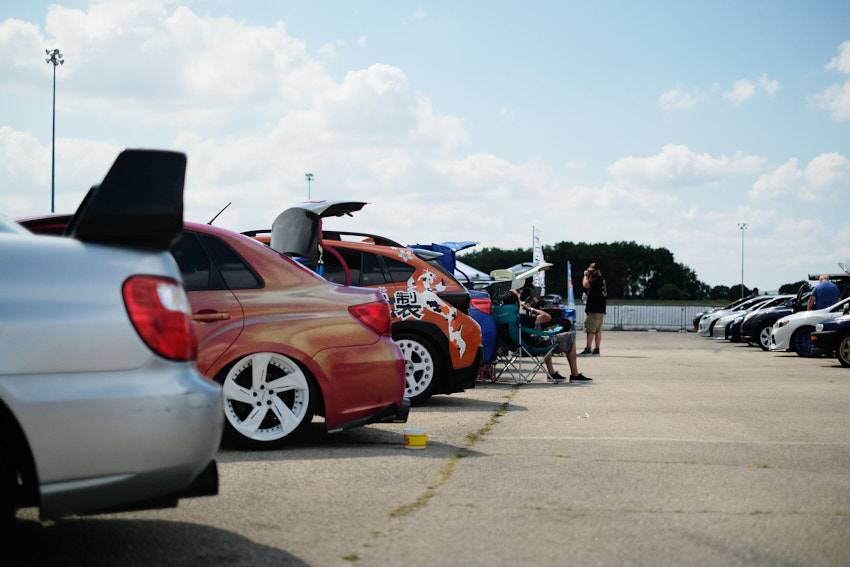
xmin=658 ymin=87 xmax=700 ymax=111
xmin=750 ymin=152 xmax=850 ymax=201
xmin=810 ymin=41 xmax=850 ymax=121
xmin=608 ymin=144 xmax=766 ymax=188
xmin=811 ymin=81 xmax=850 ymax=121
xmin=402 ymin=9 xmax=426 ymax=24
xmin=723 ymin=79 xmax=757 ymax=106
xmin=758 ymin=74 xmax=780 ymax=96
xmin=826 ymin=40 xmax=850 ymax=73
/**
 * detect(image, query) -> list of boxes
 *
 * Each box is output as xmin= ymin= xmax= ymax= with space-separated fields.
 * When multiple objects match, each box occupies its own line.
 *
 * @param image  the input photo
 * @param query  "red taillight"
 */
xmin=123 ymin=276 xmax=198 ymax=361
xmin=349 ymin=301 xmax=393 ymax=337
xmin=471 ymin=296 xmax=492 ymax=315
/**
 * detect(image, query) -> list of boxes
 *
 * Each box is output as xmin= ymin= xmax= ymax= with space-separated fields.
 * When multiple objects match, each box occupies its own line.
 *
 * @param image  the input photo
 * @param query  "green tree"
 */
xmin=658 ymin=283 xmax=688 ymax=300
xmin=779 ymin=280 xmax=810 ymax=294
xmin=710 ymin=285 xmax=731 ymax=300
xmin=460 ymin=240 xmax=712 ymax=301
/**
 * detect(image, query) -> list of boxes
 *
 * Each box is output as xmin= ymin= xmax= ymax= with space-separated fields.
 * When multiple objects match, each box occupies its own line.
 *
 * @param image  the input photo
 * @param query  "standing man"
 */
xmin=807 ymin=275 xmax=841 ymax=310
xmin=580 ymin=262 xmax=607 ymax=355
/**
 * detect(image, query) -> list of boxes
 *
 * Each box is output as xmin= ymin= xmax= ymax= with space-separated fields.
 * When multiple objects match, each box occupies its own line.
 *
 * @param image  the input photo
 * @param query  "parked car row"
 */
xmin=695 ymin=268 xmax=850 ymax=368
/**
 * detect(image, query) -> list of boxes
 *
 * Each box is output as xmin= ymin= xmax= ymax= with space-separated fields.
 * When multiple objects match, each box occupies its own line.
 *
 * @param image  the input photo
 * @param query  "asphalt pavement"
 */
xmin=9 ymin=331 xmax=850 ymax=566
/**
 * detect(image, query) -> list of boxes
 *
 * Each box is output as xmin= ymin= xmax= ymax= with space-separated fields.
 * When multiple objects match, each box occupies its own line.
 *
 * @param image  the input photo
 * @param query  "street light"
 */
xmin=738 ymin=222 xmax=748 ymax=299
xmin=45 ymin=48 xmax=64 ymax=213
xmin=305 ymin=173 xmax=313 ymax=199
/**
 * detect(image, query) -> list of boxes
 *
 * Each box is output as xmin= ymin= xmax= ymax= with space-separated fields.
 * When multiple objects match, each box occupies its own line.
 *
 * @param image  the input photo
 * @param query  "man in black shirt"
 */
xmin=580 ymin=262 xmax=607 ymax=356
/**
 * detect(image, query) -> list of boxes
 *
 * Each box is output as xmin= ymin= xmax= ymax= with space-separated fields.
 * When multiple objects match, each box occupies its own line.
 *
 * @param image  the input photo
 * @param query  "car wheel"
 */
xmin=791 ymin=326 xmax=815 ymax=357
xmin=219 ymin=352 xmax=316 ymax=450
xmin=395 ymin=333 xmax=443 ymax=406
xmin=756 ymin=324 xmax=772 ymax=351
xmin=0 ymin=439 xmax=14 ymax=529
xmin=837 ymin=335 xmax=850 ymax=367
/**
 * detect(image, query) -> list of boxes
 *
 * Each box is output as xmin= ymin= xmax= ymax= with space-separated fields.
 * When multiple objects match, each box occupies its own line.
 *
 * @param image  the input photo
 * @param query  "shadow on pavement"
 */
xmin=6 ymin=516 xmax=307 ymax=567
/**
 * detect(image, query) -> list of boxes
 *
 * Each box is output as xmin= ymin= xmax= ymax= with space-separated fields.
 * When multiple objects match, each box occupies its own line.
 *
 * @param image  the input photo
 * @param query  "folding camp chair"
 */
xmin=491 ymin=304 xmax=562 ymax=384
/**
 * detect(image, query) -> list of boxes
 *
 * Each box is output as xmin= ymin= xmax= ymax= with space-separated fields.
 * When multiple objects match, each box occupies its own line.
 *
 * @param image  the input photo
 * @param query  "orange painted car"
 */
xmin=249 ymin=201 xmax=483 ymax=405
xmin=19 ymin=214 xmax=409 ymax=449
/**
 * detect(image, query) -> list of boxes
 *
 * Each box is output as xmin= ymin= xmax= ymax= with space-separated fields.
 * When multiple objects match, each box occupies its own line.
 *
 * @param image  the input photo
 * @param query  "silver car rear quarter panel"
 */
xmin=0 ymin=231 xmax=223 ymax=519
xmin=0 ymin=361 xmax=222 ymax=519
xmin=0 ymin=235 xmax=181 ymax=374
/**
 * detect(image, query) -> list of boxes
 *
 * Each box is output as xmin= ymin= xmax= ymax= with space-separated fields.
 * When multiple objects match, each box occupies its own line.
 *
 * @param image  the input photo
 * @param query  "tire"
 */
xmin=0 ymin=439 xmax=14 ymax=529
xmin=791 ymin=326 xmax=815 ymax=357
xmin=837 ymin=334 xmax=850 ymax=367
xmin=219 ymin=352 xmax=316 ymax=450
xmin=756 ymin=324 xmax=772 ymax=351
xmin=395 ymin=333 xmax=444 ymax=406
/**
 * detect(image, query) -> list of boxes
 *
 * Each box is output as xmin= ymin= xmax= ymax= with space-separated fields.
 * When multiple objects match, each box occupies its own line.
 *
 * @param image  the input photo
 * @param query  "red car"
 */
xmin=18 ymin=215 xmax=410 ymax=450
xmin=247 ymin=201 xmax=483 ymax=405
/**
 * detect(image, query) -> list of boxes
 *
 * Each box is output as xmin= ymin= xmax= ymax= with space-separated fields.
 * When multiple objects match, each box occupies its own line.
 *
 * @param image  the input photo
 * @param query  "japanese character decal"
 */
xmin=387 ymin=267 xmax=467 ymax=357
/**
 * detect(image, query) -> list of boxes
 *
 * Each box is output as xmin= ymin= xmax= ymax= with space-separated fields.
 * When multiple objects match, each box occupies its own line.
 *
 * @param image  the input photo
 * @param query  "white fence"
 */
xmin=572 ymin=305 xmax=704 ymax=331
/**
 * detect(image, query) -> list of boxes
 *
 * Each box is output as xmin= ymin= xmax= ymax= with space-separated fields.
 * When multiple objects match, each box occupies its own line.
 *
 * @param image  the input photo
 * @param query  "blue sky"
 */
xmin=2 ymin=1 xmax=849 ymax=292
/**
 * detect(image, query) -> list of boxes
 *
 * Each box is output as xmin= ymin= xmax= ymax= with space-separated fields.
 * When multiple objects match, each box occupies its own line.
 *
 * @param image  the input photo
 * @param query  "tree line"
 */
xmin=459 ymin=241 xmax=811 ymax=301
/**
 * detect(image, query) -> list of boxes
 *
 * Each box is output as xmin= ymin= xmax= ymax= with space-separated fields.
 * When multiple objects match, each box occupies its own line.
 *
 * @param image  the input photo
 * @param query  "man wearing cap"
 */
xmin=580 ymin=262 xmax=607 ymax=355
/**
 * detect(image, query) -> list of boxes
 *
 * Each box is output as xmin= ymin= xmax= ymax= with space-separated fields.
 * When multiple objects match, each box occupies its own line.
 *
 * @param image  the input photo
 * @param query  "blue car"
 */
xmin=810 ymin=306 xmax=850 ymax=367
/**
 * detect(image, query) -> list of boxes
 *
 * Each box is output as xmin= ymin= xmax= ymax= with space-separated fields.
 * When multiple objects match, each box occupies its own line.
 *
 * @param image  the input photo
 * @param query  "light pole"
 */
xmin=305 ymin=173 xmax=313 ymax=199
xmin=738 ymin=222 xmax=748 ymax=299
xmin=45 ymin=48 xmax=64 ymax=213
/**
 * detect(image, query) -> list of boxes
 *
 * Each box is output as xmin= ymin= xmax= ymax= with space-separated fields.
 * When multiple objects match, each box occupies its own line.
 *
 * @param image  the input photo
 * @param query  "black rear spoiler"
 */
xmin=64 ymin=149 xmax=186 ymax=251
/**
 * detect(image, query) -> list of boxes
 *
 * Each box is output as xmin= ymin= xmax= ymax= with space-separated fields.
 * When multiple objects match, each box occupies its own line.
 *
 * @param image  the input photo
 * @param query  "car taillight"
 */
xmin=471 ymin=296 xmax=492 ymax=315
xmin=123 ymin=275 xmax=197 ymax=361
xmin=349 ymin=301 xmax=393 ymax=337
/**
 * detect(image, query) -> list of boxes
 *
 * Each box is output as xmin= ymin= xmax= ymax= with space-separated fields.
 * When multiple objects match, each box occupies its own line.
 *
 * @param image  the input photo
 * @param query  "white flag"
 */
xmin=532 ymin=226 xmax=545 ymax=295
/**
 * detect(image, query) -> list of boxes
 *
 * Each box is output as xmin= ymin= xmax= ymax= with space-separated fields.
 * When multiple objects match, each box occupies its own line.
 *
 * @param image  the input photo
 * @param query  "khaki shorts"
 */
xmin=584 ymin=312 xmax=605 ymax=334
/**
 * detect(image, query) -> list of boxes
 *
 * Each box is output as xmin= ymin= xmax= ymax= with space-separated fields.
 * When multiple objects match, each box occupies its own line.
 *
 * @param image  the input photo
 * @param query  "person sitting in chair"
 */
xmin=502 ymin=289 xmax=592 ymax=383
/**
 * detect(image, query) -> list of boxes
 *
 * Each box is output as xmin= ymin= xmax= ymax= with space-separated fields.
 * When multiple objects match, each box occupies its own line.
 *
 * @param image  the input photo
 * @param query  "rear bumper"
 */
xmin=0 ymin=361 xmax=223 ymax=521
xmin=327 ymin=398 xmax=411 ymax=433
xmin=447 ymin=345 xmax=484 ymax=393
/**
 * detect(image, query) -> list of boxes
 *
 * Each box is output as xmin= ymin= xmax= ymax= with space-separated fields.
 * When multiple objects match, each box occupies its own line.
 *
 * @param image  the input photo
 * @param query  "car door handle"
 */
xmin=193 ymin=312 xmax=230 ymax=322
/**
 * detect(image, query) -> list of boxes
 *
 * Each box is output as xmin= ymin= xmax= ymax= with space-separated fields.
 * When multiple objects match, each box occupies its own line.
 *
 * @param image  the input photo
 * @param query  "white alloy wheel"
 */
xmin=221 ymin=352 xmax=314 ymax=449
xmin=396 ymin=334 xmax=441 ymax=405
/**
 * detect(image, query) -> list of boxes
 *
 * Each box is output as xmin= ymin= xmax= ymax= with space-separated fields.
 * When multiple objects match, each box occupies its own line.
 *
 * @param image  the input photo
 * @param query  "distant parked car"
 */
xmin=21 ymin=208 xmax=409 ymax=450
xmin=692 ymin=296 xmax=750 ymax=330
xmin=710 ymin=296 xmax=789 ymax=340
xmin=698 ymin=295 xmax=776 ymax=337
xmin=249 ymin=201 xmax=483 ymax=405
xmin=2 ymin=150 xmax=222 ymax=524
xmin=769 ymin=297 xmax=850 ymax=357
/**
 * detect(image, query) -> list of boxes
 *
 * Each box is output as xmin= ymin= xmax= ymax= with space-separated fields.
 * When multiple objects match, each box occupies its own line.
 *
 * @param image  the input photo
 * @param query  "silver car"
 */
xmin=0 ymin=150 xmax=222 ymax=525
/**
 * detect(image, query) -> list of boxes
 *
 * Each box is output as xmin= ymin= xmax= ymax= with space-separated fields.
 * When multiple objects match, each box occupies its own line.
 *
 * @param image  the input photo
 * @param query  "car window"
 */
xmin=361 ymin=252 xmax=386 ymax=286
xmin=384 ymin=256 xmax=415 ymax=284
xmin=172 ymin=232 xmax=218 ymax=291
xmin=322 ymin=248 xmax=361 ymax=285
xmin=203 ymin=234 xmax=261 ymax=289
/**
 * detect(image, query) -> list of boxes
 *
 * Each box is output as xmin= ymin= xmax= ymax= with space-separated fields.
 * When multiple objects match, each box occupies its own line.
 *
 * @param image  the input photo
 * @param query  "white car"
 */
xmin=770 ymin=297 xmax=850 ymax=356
xmin=698 ymin=295 xmax=775 ymax=337
xmin=0 ymin=150 xmax=223 ymax=525
xmin=709 ymin=296 xmax=790 ymax=340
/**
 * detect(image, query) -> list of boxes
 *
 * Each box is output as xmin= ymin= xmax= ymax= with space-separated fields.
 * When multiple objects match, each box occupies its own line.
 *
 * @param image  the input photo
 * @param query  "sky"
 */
xmin=2 ymin=0 xmax=849 ymax=293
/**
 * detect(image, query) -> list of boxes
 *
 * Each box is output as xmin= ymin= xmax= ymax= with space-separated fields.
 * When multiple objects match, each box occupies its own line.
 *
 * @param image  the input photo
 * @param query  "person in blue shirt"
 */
xmin=807 ymin=275 xmax=841 ymax=310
